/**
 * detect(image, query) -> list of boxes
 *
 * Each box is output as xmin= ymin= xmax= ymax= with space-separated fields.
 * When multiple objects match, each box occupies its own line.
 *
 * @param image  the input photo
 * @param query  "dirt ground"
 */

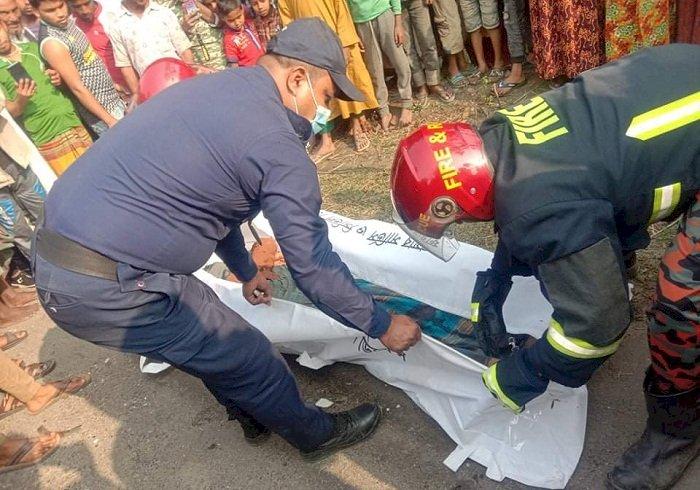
xmin=2 ymin=73 xmax=698 ymax=489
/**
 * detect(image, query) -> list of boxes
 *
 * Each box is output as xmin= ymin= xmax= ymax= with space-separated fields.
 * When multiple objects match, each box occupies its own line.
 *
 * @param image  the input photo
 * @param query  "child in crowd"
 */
xmin=458 ymin=0 xmax=505 ymax=82
xmin=218 ymin=0 xmax=264 ymax=67
xmin=249 ymin=0 xmax=280 ymax=46
xmin=347 ymin=0 xmax=412 ymax=129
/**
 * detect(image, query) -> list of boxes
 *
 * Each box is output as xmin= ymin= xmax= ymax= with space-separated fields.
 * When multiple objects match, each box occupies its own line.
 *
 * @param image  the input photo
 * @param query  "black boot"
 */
xmin=607 ymin=370 xmax=700 ymax=489
xmin=227 ymin=407 xmax=271 ymax=446
xmin=300 ymin=403 xmax=381 ymax=462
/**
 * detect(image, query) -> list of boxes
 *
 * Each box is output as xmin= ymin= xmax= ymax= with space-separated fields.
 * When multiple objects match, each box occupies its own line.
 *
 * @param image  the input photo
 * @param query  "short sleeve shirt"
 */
xmin=223 ymin=21 xmax=264 ymax=66
xmin=110 ymin=3 xmax=193 ymax=75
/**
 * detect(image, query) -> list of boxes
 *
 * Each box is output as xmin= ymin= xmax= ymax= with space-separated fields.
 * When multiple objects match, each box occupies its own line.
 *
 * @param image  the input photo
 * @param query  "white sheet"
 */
xmin=192 ymin=211 xmax=586 ymax=489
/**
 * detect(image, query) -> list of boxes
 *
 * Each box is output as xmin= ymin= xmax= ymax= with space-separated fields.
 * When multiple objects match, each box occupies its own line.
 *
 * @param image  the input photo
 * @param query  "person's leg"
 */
xmin=458 ymin=0 xmax=488 ymax=77
xmin=482 ymin=0 xmax=504 ymax=70
xmin=402 ymin=5 xmax=426 ymax=90
xmin=493 ymin=0 xmax=525 ymax=95
xmin=608 ymin=194 xmax=700 ymax=489
xmin=409 ymin=0 xmax=452 ymax=101
xmin=0 ymin=190 xmax=33 ymax=261
xmin=3 ymin=164 xmax=45 ymax=226
xmin=0 ymin=350 xmax=41 ymax=403
xmin=431 ymin=0 xmax=468 ymax=83
xmin=374 ymin=10 xmax=413 ymax=127
xmin=355 ymin=19 xmax=391 ymax=130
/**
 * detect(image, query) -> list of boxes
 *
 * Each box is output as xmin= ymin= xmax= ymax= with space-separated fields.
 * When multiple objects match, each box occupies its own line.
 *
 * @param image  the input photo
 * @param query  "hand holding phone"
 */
xmin=182 ymin=0 xmax=198 ymax=15
xmin=15 ymin=78 xmax=36 ymax=99
xmin=8 ymin=62 xmax=33 ymax=83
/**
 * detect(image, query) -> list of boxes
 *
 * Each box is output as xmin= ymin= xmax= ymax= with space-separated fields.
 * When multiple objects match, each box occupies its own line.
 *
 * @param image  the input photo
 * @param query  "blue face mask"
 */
xmin=293 ymin=74 xmax=331 ymax=135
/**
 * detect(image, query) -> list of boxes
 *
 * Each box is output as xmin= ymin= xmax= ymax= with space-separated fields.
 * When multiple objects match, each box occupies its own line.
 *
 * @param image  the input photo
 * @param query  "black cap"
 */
xmin=266 ymin=18 xmax=365 ymax=102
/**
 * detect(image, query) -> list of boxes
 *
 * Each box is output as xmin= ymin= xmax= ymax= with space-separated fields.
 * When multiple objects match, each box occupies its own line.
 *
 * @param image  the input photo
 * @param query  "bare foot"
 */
xmin=380 ymin=112 xmax=392 ymax=131
xmin=309 ymin=135 xmax=336 ymax=163
xmin=397 ymin=108 xmax=413 ymax=127
xmin=25 ymin=375 xmax=91 ymax=414
xmin=0 ymin=431 xmax=60 ymax=470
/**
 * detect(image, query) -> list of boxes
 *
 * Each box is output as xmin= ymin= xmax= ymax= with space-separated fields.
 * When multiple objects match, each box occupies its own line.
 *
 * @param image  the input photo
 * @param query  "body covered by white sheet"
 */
xmin=191 ymin=211 xmax=586 ymax=489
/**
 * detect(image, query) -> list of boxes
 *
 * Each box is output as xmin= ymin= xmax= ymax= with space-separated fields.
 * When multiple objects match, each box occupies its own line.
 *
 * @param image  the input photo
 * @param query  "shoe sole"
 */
xmin=301 ymin=408 xmax=382 ymax=463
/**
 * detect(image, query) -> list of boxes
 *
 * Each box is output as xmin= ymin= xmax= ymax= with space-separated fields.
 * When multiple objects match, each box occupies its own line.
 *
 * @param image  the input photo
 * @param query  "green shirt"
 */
xmin=0 ymin=42 xmax=82 ymax=145
xmin=347 ymin=0 xmax=402 ymax=24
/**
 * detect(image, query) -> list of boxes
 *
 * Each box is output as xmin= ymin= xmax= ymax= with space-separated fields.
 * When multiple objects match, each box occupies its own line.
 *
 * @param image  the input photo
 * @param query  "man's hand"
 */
xmin=380 ymin=314 xmax=421 ymax=354
xmin=45 ymin=69 xmax=61 ymax=86
xmin=394 ymin=16 xmax=405 ymax=46
xmin=181 ymin=11 xmax=200 ymax=34
xmin=15 ymin=79 xmax=36 ymax=99
xmin=243 ymin=271 xmax=273 ymax=306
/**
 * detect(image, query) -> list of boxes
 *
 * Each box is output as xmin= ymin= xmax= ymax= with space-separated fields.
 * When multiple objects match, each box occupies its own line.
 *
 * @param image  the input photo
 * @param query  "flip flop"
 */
xmin=487 ymin=68 xmax=507 ymax=81
xmin=0 ymin=426 xmax=75 ymax=475
xmin=353 ymin=132 xmax=370 ymax=153
xmin=0 ymin=331 xmax=28 ymax=351
xmin=447 ymin=72 xmax=467 ymax=88
xmin=413 ymin=93 xmax=429 ymax=109
xmin=26 ymin=374 xmax=92 ymax=416
xmin=491 ymin=78 xmax=527 ymax=96
xmin=464 ymin=67 xmax=487 ymax=85
xmin=431 ymin=85 xmax=455 ymax=103
xmin=22 ymin=360 xmax=57 ymax=379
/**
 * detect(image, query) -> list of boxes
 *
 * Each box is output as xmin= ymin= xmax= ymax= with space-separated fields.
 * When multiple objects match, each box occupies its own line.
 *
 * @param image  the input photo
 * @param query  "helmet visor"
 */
xmin=392 ymin=207 xmax=460 ymax=262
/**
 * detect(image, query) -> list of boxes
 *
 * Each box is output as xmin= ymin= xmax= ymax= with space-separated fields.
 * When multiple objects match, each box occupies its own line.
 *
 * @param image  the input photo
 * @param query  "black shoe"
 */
xmin=8 ymin=268 xmax=35 ymax=289
xmin=228 ymin=409 xmax=271 ymax=446
xmin=606 ymin=369 xmax=699 ymax=489
xmin=300 ymin=403 xmax=381 ymax=462
xmin=607 ymin=428 xmax=699 ymax=489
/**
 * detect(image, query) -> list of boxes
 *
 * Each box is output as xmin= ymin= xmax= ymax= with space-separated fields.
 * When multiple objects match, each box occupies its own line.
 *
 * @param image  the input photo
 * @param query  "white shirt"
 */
xmin=110 ymin=2 xmax=192 ymax=75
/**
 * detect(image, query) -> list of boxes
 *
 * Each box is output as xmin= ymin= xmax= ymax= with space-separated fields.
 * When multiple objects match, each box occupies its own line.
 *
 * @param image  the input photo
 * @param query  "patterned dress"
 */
xmin=528 ymin=0 xmax=603 ymax=80
xmin=605 ymin=0 xmax=672 ymax=61
xmin=155 ymin=0 xmax=226 ymax=70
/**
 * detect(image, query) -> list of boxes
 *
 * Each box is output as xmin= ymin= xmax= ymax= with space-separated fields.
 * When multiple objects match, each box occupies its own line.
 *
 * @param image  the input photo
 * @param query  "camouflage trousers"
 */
xmin=649 ymin=191 xmax=700 ymax=393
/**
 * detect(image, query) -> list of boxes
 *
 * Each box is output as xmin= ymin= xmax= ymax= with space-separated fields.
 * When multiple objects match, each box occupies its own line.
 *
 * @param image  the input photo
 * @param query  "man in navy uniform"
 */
xmin=33 ymin=18 xmax=421 ymax=460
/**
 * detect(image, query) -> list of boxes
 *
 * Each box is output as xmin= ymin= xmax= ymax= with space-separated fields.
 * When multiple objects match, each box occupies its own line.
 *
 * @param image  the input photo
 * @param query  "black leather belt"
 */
xmin=35 ymin=228 xmax=118 ymax=281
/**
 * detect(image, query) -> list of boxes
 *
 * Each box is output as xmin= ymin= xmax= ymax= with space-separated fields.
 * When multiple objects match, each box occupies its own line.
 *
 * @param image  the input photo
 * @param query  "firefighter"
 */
xmin=390 ymin=44 xmax=699 ymax=489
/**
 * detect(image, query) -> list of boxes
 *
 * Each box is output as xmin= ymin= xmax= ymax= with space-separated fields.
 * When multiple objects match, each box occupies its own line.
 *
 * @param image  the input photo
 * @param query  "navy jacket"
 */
xmin=43 ymin=66 xmax=391 ymax=338
xmin=476 ymin=44 xmax=700 ymax=407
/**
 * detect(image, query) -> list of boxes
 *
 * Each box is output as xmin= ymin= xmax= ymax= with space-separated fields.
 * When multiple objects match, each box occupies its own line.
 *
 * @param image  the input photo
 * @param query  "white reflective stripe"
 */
xmin=651 ymin=182 xmax=681 ymax=223
xmin=547 ymin=325 xmax=608 ymax=358
xmin=626 ymin=101 xmax=700 ymax=139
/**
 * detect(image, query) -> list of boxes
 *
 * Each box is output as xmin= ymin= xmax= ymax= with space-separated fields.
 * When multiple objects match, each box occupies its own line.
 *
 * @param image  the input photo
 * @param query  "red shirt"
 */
xmin=74 ymin=3 xmax=126 ymax=87
xmin=223 ymin=21 xmax=264 ymax=67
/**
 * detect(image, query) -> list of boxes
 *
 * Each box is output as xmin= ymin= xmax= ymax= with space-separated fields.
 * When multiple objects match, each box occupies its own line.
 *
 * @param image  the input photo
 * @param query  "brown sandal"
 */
xmin=0 ymin=331 xmax=28 ymax=351
xmin=0 ymin=426 xmax=72 ymax=475
xmin=13 ymin=359 xmax=56 ymax=379
xmin=0 ymin=393 xmax=25 ymax=421
xmin=26 ymin=374 xmax=92 ymax=415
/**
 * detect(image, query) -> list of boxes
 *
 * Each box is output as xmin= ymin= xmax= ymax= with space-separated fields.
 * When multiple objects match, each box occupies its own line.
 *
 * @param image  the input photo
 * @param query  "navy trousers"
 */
xmin=32 ymin=253 xmax=333 ymax=450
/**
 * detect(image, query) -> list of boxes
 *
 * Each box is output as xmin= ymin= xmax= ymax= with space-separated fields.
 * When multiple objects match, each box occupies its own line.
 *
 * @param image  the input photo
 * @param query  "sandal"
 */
xmin=26 ymin=374 xmax=92 ymax=415
xmin=430 ymin=84 xmax=455 ymax=103
xmin=311 ymin=148 xmax=337 ymax=165
xmin=0 ymin=426 xmax=69 ymax=475
xmin=487 ymin=68 xmax=507 ymax=80
xmin=353 ymin=132 xmax=370 ymax=153
xmin=491 ymin=78 xmax=527 ymax=97
xmin=0 ymin=393 xmax=25 ymax=421
xmin=0 ymin=331 xmax=28 ymax=351
xmin=14 ymin=359 xmax=56 ymax=379
xmin=464 ymin=67 xmax=487 ymax=85
xmin=447 ymin=72 xmax=467 ymax=88
xmin=414 ymin=93 xmax=429 ymax=109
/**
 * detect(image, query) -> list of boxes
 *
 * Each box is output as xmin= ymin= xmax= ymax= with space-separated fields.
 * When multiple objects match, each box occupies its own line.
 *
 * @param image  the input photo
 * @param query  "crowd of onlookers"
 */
xmin=0 ymin=0 xmax=697 ymax=473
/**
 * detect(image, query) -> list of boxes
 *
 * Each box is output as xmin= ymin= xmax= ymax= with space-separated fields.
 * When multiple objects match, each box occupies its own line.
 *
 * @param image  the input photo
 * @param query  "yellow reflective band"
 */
xmin=546 ymin=320 xmax=621 ymax=359
xmin=626 ymin=91 xmax=700 ymax=141
xmin=470 ymin=302 xmax=480 ymax=323
xmin=482 ymin=364 xmax=523 ymax=413
xmin=650 ymin=182 xmax=681 ymax=223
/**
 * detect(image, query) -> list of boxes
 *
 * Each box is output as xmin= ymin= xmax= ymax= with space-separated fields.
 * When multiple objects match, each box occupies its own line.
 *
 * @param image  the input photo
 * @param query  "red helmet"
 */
xmin=390 ymin=122 xmax=494 ymax=261
xmin=138 ymin=58 xmax=197 ymax=104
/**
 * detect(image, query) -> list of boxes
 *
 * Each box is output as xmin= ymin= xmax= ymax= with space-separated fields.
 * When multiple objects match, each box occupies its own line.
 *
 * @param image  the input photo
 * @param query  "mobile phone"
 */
xmin=7 ymin=62 xmax=32 ymax=83
xmin=182 ymin=0 xmax=198 ymax=15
